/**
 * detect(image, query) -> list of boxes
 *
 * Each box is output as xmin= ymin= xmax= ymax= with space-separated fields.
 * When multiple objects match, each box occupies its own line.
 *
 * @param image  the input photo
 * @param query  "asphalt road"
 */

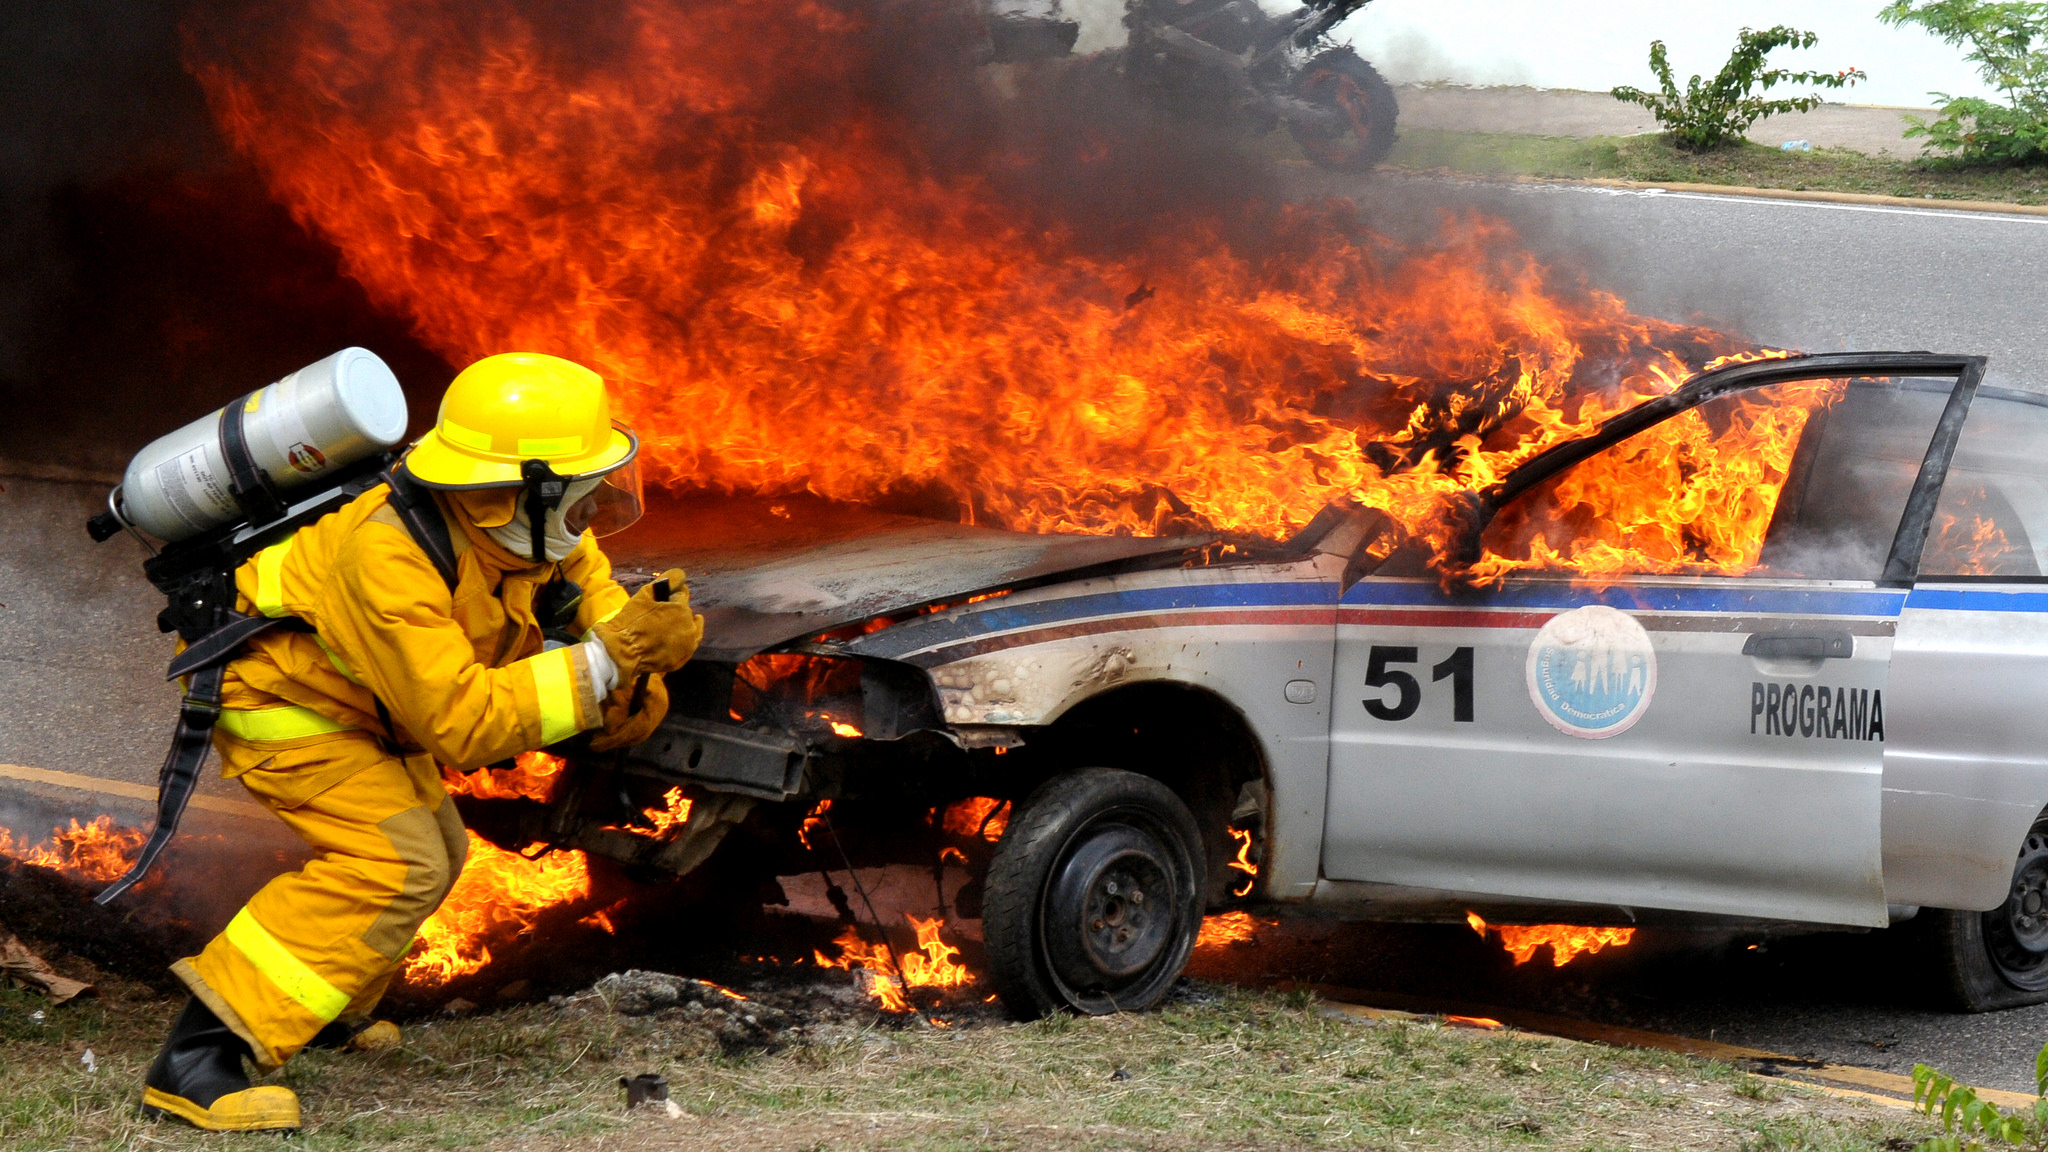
xmin=5 ymin=180 xmax=2048 ymax=1092
xmin=1328 ymin=173 xmax=2048 ymax=394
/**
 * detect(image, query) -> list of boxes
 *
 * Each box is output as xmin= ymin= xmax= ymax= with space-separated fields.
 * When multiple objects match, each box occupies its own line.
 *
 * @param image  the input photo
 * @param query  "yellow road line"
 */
xmin=0 ymin=762 xmax=273 ymax=822
xmin=1297 ymin=982 xmax=2037 ymax=1111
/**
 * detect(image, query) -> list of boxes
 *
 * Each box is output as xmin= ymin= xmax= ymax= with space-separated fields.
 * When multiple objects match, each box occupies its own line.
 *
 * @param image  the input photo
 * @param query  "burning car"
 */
xmin=453 ymin=351 xmax=2048 ymax=1016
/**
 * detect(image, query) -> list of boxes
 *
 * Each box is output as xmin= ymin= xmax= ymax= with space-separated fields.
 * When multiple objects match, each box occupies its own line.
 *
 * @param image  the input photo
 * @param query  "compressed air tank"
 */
xmin=118 ymin=348 xmax=409 ymax=542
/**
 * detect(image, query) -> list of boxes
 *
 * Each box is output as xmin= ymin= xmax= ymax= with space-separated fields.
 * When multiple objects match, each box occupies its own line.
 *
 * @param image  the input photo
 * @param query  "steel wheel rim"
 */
xmin=1985 ymin=832 xmax=2048 ymax=990
xmin=1036 ymin=809 xmax=1194 ymax=1013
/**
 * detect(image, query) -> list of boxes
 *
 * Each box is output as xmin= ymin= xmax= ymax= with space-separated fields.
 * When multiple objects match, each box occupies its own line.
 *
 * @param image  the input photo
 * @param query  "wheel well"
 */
xmin=1038 ymin=682 xmax=1268 ymax=908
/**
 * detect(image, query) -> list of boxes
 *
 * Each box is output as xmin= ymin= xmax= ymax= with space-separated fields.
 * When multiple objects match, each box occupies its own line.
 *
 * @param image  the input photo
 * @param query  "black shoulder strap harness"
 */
xmin=96 ymin=465 xmax=459 ymax=905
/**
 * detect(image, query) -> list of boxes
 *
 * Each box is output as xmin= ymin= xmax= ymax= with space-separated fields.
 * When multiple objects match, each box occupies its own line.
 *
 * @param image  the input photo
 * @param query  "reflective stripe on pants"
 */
xmin=176 ymin=732 xmax=466 ymax=1070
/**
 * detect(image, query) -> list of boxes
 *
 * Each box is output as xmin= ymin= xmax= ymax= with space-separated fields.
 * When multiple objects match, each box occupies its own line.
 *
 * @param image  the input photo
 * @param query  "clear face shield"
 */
xmin=505 ymin=423 xmax=644 ymax=565
xmin=565 ymin=443 xmax=643 ymax=539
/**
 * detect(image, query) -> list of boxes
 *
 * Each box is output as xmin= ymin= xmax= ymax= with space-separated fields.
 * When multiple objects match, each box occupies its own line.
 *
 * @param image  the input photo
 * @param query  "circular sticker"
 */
xmin=1525 ymin=605 xmax=1657 ymax=739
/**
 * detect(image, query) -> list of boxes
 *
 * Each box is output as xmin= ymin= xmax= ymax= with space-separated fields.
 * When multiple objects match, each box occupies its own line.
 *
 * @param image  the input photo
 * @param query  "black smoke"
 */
xmin=0 ymin=0 xmax=448 ymax=473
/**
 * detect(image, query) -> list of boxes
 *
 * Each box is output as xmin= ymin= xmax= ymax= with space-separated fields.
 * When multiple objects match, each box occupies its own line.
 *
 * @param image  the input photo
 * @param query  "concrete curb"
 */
xmin=1573 ymin=176 xmax=2048 ymax=217
xmin=1395 ymin=167 xmax=2048 ymax=217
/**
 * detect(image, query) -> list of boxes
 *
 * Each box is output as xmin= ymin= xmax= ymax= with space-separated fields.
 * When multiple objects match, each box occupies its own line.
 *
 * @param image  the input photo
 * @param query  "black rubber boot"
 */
xmin=140 ymin=998 xmax=300 ymax=1131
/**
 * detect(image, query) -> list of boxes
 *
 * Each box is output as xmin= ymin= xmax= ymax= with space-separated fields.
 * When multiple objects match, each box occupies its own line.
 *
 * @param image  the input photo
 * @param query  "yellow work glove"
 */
xmin=591 ymin=569 xmax=704 ymax=682
xmin=590 ymin=675 xmax=669 ymax=753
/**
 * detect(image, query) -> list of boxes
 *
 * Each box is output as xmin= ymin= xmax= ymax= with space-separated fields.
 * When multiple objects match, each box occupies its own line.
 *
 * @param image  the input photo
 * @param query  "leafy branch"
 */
xmin=1880 ymin=1 xmax=2048 ymax=164
xmin=1911 ymin=1039 xmax=2048 ymax=1151
xmin=1611 ymin=26 xmax=1867 ymax=152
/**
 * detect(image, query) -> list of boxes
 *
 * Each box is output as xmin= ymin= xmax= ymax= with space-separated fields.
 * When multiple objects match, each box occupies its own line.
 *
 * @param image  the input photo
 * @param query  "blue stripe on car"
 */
xmin=1906 ymin=587 xmax=2048 ymax=612
xmin=849 ymin=577 xmax=1922 ymax=660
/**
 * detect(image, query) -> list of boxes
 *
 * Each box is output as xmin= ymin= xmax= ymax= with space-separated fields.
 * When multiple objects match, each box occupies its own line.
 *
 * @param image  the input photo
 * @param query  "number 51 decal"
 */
xmin=1364 ymin=645 xmax=1474 ymax=722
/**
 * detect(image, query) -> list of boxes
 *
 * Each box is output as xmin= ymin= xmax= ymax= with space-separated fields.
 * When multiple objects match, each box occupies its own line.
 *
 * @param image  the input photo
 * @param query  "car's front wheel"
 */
xmin=1920 ymin=812 xmax=2048 ymax=1011
xmin=982 ymin=768 xmax=1206 ymax=1018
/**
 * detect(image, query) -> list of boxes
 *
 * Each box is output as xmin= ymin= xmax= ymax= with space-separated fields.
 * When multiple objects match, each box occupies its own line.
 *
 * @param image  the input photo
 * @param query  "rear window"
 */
xmin=1918 ymin=388 xmax=2048 ymax=579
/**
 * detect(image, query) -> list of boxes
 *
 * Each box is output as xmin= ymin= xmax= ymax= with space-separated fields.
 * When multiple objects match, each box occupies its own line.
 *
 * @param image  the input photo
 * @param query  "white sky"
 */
xmin=1334 ymin=1 xmax=1997 ymax=107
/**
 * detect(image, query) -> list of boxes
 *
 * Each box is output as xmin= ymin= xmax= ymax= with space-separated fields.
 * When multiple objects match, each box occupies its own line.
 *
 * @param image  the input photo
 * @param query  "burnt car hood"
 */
xmin=603 ymin=495 xmax=1213 ymax=661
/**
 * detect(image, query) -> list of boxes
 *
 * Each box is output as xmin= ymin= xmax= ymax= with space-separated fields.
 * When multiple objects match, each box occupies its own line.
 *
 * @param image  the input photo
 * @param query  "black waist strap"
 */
xmin=165 ymin=612 xmax=299 ymax=680
xmin=95 ymin=662 xmax=225 ymax=905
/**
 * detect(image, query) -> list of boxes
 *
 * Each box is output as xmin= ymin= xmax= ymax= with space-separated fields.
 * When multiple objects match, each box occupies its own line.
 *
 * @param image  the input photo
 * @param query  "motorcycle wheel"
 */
xmin=1288 ymin=48 xmax=1399 ymax=172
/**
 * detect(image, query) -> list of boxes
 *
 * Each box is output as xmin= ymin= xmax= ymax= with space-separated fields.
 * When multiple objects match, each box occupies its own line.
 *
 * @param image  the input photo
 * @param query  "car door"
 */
xmin=1322 ymin=354 xmax=1981 ymax=928
xmin=1885 ymin=383 xmax=2048 ymax=913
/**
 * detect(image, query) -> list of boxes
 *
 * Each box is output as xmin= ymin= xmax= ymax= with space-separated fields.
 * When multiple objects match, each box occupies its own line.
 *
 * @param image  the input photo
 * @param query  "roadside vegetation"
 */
xmin=1384 ymin=6 xmax=2044 ymax=204
xmin=0 ymin=969 xmax=1938 ymax=1151
xmin=1912 ymin=1040 xmax=2048 ymax=1151
xmin=1384 ymin=129 xmax=2048 ymax=205
xmin=1610 ymin=26 xmax=1867 ymax=152
xmin=1881 ymin=0 xmax=2048 ymax=165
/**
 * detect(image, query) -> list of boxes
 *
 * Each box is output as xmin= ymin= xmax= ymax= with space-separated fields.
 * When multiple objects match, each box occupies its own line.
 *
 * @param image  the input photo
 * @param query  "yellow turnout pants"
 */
xmin=174 ymin=730 xmax=466 ymax=1070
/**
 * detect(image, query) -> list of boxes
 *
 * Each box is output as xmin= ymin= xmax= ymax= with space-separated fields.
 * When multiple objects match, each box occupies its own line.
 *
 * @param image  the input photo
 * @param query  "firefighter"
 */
xmin=139 ymin=352 xmax=703 ymax=1132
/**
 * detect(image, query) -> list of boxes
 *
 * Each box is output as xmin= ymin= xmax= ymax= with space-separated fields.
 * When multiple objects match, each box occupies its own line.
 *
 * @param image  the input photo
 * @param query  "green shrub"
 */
xmin=1880 ymin=1 xmax=2048 ymax=164
xmin=1910 ymin=1039 xmax=2048 ymax=1150
xmin=1612 ymin=26 xmax=1868 ymax=151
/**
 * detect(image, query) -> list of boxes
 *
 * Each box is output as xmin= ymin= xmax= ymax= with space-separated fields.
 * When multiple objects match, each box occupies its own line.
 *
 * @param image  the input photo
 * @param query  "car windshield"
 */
xmin=1474 ymin=375 xmax=1957 ymax=582
xmin=1918 ymin=387 xmax=2048 ymax=579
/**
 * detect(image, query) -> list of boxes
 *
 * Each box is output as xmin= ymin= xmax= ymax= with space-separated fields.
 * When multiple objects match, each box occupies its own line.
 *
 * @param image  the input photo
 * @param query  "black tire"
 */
xmin=982 ymin=768 xmax=1207 ymax=1019
xmin=1287 ymin=49 xmax=1399 ymax=172
xmin=1918 ymin=814 xmax=2048 ymax=1011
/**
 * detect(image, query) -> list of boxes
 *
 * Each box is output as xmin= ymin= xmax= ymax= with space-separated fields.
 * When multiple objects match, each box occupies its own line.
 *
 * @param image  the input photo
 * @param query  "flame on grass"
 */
xmin=814 ymin=914 xmax=971 ymax=1012
xmin=1467 ymin=911 xmax=1636 ymax=968
xmin=0 ymin=817 xmax=146 ymax=884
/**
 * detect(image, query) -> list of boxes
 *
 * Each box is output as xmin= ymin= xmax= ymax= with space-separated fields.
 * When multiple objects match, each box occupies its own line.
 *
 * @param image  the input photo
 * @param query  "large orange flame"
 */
xmin=180 ymin=0 xmax=1791 ymax=573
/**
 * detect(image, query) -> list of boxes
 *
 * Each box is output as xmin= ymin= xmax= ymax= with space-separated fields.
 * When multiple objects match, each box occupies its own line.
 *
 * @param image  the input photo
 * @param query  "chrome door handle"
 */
xmin=1742 ymin=631 xmax=1854 ymax=659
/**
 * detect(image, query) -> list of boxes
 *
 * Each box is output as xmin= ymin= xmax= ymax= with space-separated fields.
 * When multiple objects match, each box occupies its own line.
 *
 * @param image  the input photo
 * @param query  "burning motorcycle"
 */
xmin=985 ymin=0 xmax=1398 ymax=171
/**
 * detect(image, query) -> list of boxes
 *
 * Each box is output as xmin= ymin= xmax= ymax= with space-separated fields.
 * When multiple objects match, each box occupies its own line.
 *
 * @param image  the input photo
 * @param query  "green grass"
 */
xmin=1387 ymin=128 xmax=2048 ymax=205
xmin=0 ymin=977 xmax=1941 ymax=1151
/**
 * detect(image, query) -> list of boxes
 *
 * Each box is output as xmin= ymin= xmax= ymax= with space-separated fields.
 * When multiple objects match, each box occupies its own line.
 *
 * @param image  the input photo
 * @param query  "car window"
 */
xmin=1918 ymin=387 xmax=2048 ymax=578
xmin=1478 ymin=376 xmax=1956 ymax=582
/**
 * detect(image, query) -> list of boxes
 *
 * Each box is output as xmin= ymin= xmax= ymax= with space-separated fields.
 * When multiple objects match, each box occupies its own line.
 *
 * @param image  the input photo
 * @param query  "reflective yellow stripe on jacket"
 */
xmin=530 ymin=646 xmax=582 ymax=745
xmin=222 ymin=908 xmax=350 ymax=1022
xmin=216 ymin=705 xmax=352 ymax=743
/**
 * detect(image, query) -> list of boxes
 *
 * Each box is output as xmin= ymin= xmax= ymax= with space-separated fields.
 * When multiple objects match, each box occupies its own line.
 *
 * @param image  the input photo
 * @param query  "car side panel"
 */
xmin=1884 ymin=587 xmax=2048 ymax=910
xmin=1326 ymin=579 xmax=1894 ymax=928
xmin=843 ymin=558 xmax=1343 ymax=899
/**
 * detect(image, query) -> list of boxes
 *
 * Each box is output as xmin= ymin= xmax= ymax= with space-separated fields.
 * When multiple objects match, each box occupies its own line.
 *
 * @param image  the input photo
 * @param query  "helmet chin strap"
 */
xmin=520 ymin=459 xmax=569 ymax=566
